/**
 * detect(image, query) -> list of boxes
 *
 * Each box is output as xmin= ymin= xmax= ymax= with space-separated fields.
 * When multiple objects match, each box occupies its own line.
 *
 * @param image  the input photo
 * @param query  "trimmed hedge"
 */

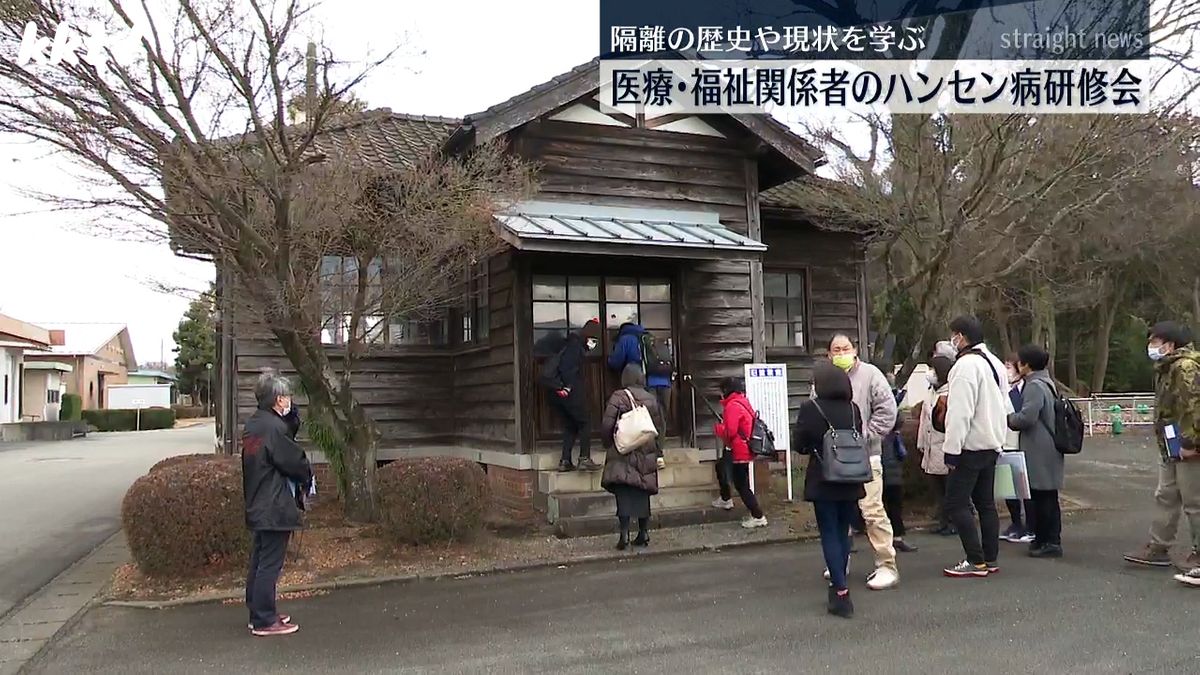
xmin=148 ymin=452 xmax=227 ymax=474
xmin=171 ymin=405 xmax=206 ymax=419
xmin=59 ymin=393 xmax=82 ymax=421
xmin=376 ymin=458 xmax=491 ymax=545
xmin=82 ymin=407 xmax=176 ymax=431
xmin=122 ymin=457 xmax=246 ymax=576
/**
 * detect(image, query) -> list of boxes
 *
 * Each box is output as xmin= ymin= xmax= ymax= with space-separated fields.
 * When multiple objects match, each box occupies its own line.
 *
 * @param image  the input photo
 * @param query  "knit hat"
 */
xmin=580 ymin=318 xmax=602 ymax=339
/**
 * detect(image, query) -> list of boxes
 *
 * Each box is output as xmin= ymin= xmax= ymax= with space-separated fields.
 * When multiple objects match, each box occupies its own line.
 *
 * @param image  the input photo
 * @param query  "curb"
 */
xmin=103 ymin=530 xmax=817 ymax=610
xmin=100 ymin=497 xmax=1096 ymax=611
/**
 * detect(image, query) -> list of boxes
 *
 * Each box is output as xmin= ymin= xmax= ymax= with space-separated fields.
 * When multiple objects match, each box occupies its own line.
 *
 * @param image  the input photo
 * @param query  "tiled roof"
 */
xmin=26 ymin=322 xmax=127 ymax=356
xmin=760 ymin=174 xmax=852 ymax=209
xmin=307 ymin=109 xmax=461 ymax=170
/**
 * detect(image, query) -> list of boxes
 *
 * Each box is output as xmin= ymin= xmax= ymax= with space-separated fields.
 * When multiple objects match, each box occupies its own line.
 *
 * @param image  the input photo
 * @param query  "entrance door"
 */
xmin=531 ymin=273 xmax=677 ymax=443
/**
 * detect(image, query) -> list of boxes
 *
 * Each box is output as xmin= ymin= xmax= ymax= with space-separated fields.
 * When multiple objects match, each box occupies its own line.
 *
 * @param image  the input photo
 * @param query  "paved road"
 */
xmin=29 ymin=433 xmax=1200 ymax=674
xmin=0 ymin=425 xmax=213 ymax=619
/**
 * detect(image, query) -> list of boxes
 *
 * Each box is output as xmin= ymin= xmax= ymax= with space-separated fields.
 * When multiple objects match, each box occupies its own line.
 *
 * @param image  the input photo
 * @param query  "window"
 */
xmin=602 ymin=277 xmax=672 ymax=341
xmin=319 ymin=256 xmax=447 ymax=346
xmin=47 ymin=389 xmax=60 ymax=404
xmin=461 ymin=260 xmax=490 ymax=345
xmin=764 ymin=270 xmax=808 ymax=350
xmin=532 ymin=275 xmax=601 ymax=355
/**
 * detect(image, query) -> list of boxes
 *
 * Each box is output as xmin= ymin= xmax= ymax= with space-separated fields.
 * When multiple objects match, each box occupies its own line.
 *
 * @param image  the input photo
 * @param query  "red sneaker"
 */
xmin=247 ymin=614 xmax=290 ymax=630
xmin=251 ymin=621 xmax=299 ymax=637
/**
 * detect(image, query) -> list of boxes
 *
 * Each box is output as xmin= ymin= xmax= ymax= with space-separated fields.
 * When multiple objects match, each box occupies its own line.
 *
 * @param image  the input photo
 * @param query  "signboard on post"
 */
xmin=744 ymin=363 xmax=792 ymax=500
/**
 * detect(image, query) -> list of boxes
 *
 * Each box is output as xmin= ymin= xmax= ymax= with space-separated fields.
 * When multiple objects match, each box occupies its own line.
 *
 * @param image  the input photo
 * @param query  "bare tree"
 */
xmin=0 ymin=0 xmax=535 ymax=521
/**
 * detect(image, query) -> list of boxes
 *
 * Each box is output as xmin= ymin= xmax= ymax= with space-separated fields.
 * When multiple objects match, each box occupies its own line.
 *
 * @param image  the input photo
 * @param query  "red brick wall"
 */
xmin=486 ymin=465 xmax=537 ymax=522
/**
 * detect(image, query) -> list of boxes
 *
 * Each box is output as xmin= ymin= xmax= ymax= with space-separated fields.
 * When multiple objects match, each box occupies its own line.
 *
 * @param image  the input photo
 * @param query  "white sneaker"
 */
xmin=741 ymin=516 xmax=769 ymax=529
xmin=712 ymin=498 xmax=735 ymax=510
xmin=1174 ymin=568 xmax=1200 ymax=587
xmin=1017 ymin=533 xmax=1036 ymax=544
xmin=866 ymin=566 xmax=899 ymax=590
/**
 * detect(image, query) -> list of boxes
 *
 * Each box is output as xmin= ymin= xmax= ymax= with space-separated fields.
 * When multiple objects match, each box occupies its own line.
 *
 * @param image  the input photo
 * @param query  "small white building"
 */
xmin=0 ymin=314 xmax=52 ymax=424
xmin=21 ymin=361 xmax=72 ymax=422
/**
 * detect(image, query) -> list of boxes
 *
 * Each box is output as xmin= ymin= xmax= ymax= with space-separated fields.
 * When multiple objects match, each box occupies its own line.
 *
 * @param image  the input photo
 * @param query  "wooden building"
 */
xmin=204 ymin=59 xmax=870 ymax=533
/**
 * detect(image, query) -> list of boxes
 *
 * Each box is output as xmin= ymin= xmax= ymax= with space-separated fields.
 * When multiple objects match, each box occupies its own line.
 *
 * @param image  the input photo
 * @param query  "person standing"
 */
xmin=824 ymin=334 xmax=900 ymax=590
xmin=794 ymin=361 xmax=868 ymax=619
xmin=1007 ymin=344 xmax=1064 ymax=558
xmin=920 ymin=355 xmax=956 ymax=536
xmin=242 ymin=372 xmax=312 ymax=637
xmin=882 ymin=379 xmax=917 ymax=553
xmin=1001 ymin=356 xmax=1036 ymax=545
xmin=1124 ymin=321 xmax=1200 ymax=571
xmin=713 ymin=376 xmax=768 ymax=529
xmin=941 ymin=315 xmax=1011 ymax=578
xmin=545 ymin=319 xmax=603 ymax=473
xmin=600 ymin=364 xmax=666 ymax=550
xmin=607 ymin=312 xmax=673 ymax=421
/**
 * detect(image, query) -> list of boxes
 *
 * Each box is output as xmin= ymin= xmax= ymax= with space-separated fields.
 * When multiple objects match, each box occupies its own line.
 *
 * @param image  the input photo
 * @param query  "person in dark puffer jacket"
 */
xmin=242 ymin=371 xmax=312 ymax=637
xmin=600 ymin=364 xmax=665 ymax=550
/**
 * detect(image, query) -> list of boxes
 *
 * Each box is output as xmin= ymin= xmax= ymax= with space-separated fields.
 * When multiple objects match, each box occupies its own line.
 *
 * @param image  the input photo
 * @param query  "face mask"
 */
xmin=831 ymin=354 xmax=855 ymax=371
xmin=585 ymin=338 xmax=599 ymax=351
xmin=926 ymin=372 xmax=939 ymax=387
xmin=1148 ymin=345 xmax=1166 ymax=361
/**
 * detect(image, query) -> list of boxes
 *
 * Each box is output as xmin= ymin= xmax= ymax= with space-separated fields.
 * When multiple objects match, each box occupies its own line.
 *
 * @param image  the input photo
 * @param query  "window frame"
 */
xmin=318 ymin=255 xmax=449 ymax=348
xmin=461 ymin=259 xmax=491 ymax=346
xmin=763 ymin=266 xmax=812 ymax=355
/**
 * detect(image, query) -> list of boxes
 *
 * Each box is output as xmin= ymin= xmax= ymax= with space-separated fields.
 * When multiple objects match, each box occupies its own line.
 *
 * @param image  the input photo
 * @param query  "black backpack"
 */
xmin=1037 ymin=380 xmax=1085 ymax=455
xmin=735 ymin=400 xmax=777 ymax=458
xmin=640 ymin=332 xmax=673 ymax=377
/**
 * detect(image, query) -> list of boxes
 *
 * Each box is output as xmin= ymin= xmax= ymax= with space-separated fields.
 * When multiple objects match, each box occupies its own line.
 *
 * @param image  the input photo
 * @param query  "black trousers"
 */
xmin=550 ymin=394 xmax=590 ymax=463
xmin=945 ymin=451 xmax=1000 ymax=565
xmin=246 ymin=530 xmax=291 ymax=629
xmin=882 ymin=484 xmax=906 ymax=537
xmin=716 ymin=452 xmax=763 ymax=518
xmin=929 ymin=474 xmax=951 ymax=529
xmin=1005 ymin=499 xmax=1036 ymax=533
xmin=1030 ymin=489 xmax=1062 ymax=546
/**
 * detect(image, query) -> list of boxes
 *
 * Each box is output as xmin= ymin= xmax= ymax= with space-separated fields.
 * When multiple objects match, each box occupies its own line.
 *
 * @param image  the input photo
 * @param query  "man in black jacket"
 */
xmin=242 ymin=372 xmax=312 ymax=637
xmin=550 ymin=318 xmax=603 ymax=472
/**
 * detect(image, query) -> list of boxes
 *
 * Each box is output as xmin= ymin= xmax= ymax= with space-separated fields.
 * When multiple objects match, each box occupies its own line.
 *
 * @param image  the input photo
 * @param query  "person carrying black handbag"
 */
xmin=793 ymin=362 xmax=868 ymax=619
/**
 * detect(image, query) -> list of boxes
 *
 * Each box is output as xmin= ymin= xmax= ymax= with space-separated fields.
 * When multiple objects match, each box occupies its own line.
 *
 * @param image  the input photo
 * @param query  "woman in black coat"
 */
xmin=793 ymin=361 xmax=866 ymax=619
xmin=600 ymin=364 xmax=665 ymax=550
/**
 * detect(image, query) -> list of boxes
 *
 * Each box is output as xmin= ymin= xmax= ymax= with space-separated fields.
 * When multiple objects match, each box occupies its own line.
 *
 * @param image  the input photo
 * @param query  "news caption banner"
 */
xmin=599 ymin=0 xmax=1151 ymax=114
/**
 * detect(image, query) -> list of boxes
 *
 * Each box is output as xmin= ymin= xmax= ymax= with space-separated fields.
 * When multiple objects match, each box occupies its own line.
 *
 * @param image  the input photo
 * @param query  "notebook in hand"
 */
xmin=1164 ymin=422 xmax=1183 ymax=459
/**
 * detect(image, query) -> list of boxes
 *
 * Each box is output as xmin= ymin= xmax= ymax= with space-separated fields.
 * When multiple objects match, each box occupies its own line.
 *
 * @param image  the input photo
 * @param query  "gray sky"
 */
xmin=0 ymin=0 xmax=601 ymax=364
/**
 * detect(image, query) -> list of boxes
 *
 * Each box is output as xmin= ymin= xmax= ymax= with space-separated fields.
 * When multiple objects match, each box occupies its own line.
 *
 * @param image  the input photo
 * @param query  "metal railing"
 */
xmin=1069 ymin=393 xmax=1156 ymax=436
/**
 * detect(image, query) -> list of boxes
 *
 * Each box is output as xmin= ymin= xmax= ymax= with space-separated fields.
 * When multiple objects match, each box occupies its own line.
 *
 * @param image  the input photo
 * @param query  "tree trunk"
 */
xmin=1193 ymin=275 xmax=1200 ymax=327
xmin=1067 ymin=324 xmax=1080 ymax=392
xmin=275 ymin=329 xmax=379 ymax=523
xmin=1090 ymin=293 xmax=1122 ymax=393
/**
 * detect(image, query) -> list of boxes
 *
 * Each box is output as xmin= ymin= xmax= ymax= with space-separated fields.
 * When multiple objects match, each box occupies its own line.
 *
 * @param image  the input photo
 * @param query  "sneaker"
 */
xmin=711 ymin=498 xmax=735 ymax=511
xmin=1173 ymin=568 xmax=1200 ymax=587
xmin=557 ymin=460 xmax=575 ymax=473
xmin=1175 ymin=550 xmax=1200 ymax=572
xmin=251 ymin=621 xmax=299 ymax=637
xmin=1029 ymin=544 xmax=1063 ymax=559
xmin=741 ymin=516 xmax=769 ymax=529
xmin=866 ymin=567 xmax=899 ymax=590
xmin=1123 ymin=544 xmax=1172 ymax=567
xmin=248 ymin=614 xmax=290 ymax=630
xmin=1000 ymin=525 xmax=1022 ymax=542
xmin=985 ymin=561 xmax=1000 ymax=574
xmin=893 ymin=538 xmax=919 ymax=553
xmin=577 ymin=457 xmax=601 ymax=471
xmin=827 ymin=589 xmax=854 ymax=619
xmin=943 ymin=560 xmax=989 ymax=578
xmin=1017 ymin=533 xmax=1036 ymax=544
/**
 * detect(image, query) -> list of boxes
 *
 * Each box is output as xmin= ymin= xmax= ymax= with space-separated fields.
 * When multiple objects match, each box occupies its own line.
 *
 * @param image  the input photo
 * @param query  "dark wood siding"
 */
xmin=761 ymin=221 xmax=866 ymax=418
xmin=452 ymin=251 xmax=518 ymax=450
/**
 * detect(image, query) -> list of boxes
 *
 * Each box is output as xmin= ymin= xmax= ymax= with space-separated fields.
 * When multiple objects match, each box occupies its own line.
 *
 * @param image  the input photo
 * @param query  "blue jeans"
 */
xmin=813 ymin=500 xmax=856 ymax=590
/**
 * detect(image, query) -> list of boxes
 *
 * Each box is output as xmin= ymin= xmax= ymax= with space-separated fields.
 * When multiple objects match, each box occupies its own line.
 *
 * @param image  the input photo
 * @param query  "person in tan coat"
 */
xmin=600 ymin=364 xmax=665 ymax=550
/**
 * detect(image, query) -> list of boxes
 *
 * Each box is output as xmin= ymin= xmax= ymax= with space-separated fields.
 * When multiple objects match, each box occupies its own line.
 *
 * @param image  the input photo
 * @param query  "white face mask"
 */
xmin=926 ymin=372 xmax=939 ymax=388
xmin=1148 ymin=345 xmax=1166 ymax=361
xmin=585 ymin=338 xmax=599 ymax=351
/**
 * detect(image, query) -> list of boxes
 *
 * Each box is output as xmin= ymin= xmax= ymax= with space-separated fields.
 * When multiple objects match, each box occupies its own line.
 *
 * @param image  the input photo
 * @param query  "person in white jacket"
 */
xmin=940 ymin=315 xmax=1014 ymax=578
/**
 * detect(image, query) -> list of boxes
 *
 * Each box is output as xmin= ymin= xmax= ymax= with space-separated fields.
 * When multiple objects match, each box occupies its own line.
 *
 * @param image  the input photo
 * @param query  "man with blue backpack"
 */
xmin=607 ymin=313 xmax=674 ymax=418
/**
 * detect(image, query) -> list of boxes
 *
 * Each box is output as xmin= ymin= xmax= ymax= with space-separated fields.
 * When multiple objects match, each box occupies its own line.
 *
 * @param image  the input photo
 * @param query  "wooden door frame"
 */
xmin=518 ymin=252 xmax=685 ymax=448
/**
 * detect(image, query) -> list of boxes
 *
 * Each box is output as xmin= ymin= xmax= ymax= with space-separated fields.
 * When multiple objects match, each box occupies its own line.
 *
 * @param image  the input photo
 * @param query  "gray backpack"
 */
xmin=812 ymin=402 xmax=871 ymax=484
